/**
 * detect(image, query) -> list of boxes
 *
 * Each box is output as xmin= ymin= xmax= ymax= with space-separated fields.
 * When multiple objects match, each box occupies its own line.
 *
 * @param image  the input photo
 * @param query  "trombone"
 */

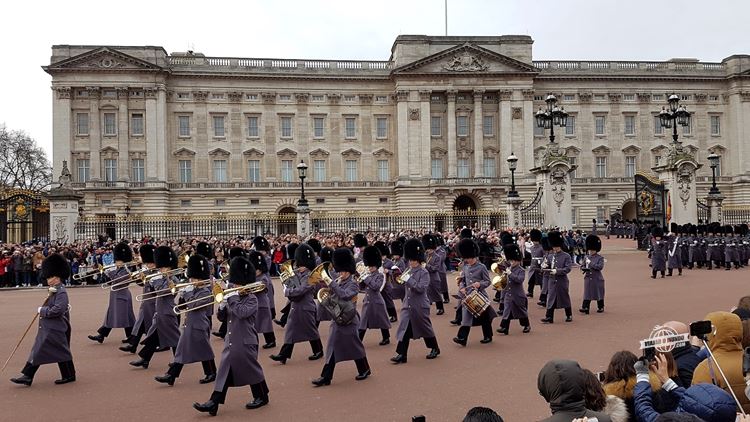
xmin=73 ymin=261 xmax=138 ymax=281
xmin=108 ymin=267 xmax=153 ymax=291
xmin=172 ymin=282 xmax=266 ymax=315
xmin=134 ymin=268 xmax=187 ymax=301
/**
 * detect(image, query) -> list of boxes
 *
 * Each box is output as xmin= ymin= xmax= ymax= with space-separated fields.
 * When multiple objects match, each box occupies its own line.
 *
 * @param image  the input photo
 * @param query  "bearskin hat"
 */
xmin=725 ymin=225 xmax=734 ymax=235
xmin=229 ymin=256 xmax=255 ymax=286
xmin=252 ymin=236 xmax=270 ymax=252
xmin=332 ymin=248 xmax=357 ymax=274
xmin=500 ymin=232 xmax=515 ymax=246
xmin=530 ymin=229 xmax=542 ymax=242
xmin=503 ymin=244 xmax=523 ymax=262
xmin=460 ymin=227 xmax=473 ymax=239
xmin=114 ymin=242 xmax=133 ymax=262
xmin=389 ymin=240 xmax=404 ymax=257
xmin=374 ymin=241 xmax=390 ymax=258
xmin=40 ymin=253 xmax=70 ymax=281
xmin=286 ymin=243 xmax=299 ymax=262
xmin=670 ymin=223 xmax=679 ymax=234
xmin=585 ymin=234 xmax=602 ymax=252
xmin=689 ymin=224 xmax=698 ymax=236
xmin=228 ymin=247 xmax=246 ymax=260
xmin=403 ymin=238 xmax=425 ymax=262
xmin=540 ymin=236 xmax=552 ymax=251
xmin=154 ymin=246 xmax=177 ymax=269
xmin=652 ymin=226 xmax=664 ymax=239
xmin=548 ymin=231 xmax=564 ymax=248
xmin=362 ymin=246 xmax=382 ymax=268
xmin=421 ymin=234 xmax=438 ymax=250
xmin=247 ymin=251 xmax=268 ymax=274
xmin=457 ymin=238 xmax=480 ymax=259
xmin=139 ymin=244 xmax=156 ymax=264
xmin=592 ymin=218 xmax=597 ymax=224
xmin=186 ymin=254 xmax=210 ymax=280
xmin=306 ymin=238 xmax=322 ymax=254
xmin=320 ymin=247 xmax=334 ymax=263
xmin=294 ymin=243 xmax=316 ymax=271
xmin=196 ymin=241 xmax=213 ymax=259
xmin=353 ymin=233 xmax=368 ymax=248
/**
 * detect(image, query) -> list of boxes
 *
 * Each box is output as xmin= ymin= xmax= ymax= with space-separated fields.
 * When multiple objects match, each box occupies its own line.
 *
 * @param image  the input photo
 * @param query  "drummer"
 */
xmin=452 ymin=238 xmax=497 ymax=347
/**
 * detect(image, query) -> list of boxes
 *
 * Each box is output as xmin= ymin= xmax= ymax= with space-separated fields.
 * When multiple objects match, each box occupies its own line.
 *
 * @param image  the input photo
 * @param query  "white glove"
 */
xmin=585 ymin=257 xmax=591 ymax=266
xmin=550 ymin=269 xmax=557 ymax=275
xmin=223 ymin=291 xmax=240 ymax=300
xmin=37 ymin=307 xmax=42 ymax=314
xmin=504 ymin=268 xmax=511 ymax=275
xmin=218 ymin=302 xmax=227 ymax=310
xmin=183 ymin=285 xmax=195 ymax=293
xmin=48 ymin=286 xmax=58 ymax=294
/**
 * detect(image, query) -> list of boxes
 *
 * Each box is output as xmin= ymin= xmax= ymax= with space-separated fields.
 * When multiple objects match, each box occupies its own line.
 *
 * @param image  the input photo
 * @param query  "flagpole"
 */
xmin=444 ymin=0 xmax=448 ymax=36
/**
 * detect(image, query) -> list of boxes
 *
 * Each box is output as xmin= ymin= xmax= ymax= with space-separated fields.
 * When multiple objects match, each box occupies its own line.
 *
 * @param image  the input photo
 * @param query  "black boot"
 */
xmin=379 ymin=329 xmax=390 ymax=346
xmin=55 ymin=361 xmax=76 ymax=384
xmin=87 ymin=334 xmax=105 ymax=343
xmin=308 ymin=339 xmax=324 ymax=360
xmin=541 ymin=309 xmax=554 ymax=324
xmin=10 ymin=375 xmax=33 ymax=386
xmin=426 ymin=348 xmax=440 ymax=359
xmin=596 ymin=300 xmax=604 ymax=313
xmin=155 ymin=374 xmax=176 ymax=386
xmin=355 ymin=357 xmax=371 ymax=380
xmin=496 ymin=319 xmax=509 ymax=335
xmin=129 ymin=359 xmax=149 ymax=369
xmin=390 ymin=354 xmax=407 ymax=364
xmin=579 ymin=300 xmax=590 ymax=314
xmin=200 ymin=360 xmax=216 ymax=384
xmin=520 ymin=318 xmax=531 ymax=333
xmin=247 ymin=381 xmax=270 ymax=409
xmin=193 ymin=401 xmax=219 ymax=416
xmin=651 ymin=270 xmax=657 ymax=279
xmin=452 ymin=326 xmax=470 ymax=346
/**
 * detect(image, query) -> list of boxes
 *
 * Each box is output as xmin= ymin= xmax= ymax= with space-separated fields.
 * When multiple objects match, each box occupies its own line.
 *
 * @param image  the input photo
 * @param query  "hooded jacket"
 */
xmin=691 ymin=311 xmax=749 ymax=412
xmin=537 ymin=360 xmax=612 ymax=422
xmin=634 ymin=381 xmax=737 ymax=422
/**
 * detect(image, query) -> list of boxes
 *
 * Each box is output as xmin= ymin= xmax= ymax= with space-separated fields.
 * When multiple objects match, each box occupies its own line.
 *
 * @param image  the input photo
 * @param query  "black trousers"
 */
xmin=499 ymin=317 xmax=530 ymax=329
xmin=434 ymin=300 xmax=444 ymax=312
xmin=581 ymin=299 xmax=604 ymax=310
xmin=209 ymin=369 xmax=269 ymax=405
xmin=126 ymin=324 xmax=147 ymax=347
xmin=545 ymin=307 xmax=572 ymax=321
xmin=22 ymin=360 xmax=75 ymax=379
xmin=216 ymin=320 xmax=227 ymax=337
xmin=320 ymin=352 xmax=370 ymax=380
xmin=278 ymin=302 xmax=291 ymax=325
xmin=167 ymin=359 xmax=216 ymax=377
xmin=456 ymin=311 xmax=493 ymax=340
xmin=358 ymin=328 xmax=390 ymax=341
xmin=262 ymin=332 xmax=276 ymax=344
xmin=138 ymin=332 xmax=175 ymax=362
xmin=527 ymin=272 xmax=541 ymax=295
xmin=277 ymin=338 xmax=323 ymax=359
xmin=395 ymin=322 xmax=438 ymax=356
xmin=98 ymin=325 xmax=133 ymax=338
xmin=454 ymin=305 xmax=463 ymax=324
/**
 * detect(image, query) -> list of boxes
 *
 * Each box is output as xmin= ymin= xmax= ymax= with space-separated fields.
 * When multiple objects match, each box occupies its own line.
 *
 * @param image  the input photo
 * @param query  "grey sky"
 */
xmin=2 ymin=0 xmax=747 ymax=159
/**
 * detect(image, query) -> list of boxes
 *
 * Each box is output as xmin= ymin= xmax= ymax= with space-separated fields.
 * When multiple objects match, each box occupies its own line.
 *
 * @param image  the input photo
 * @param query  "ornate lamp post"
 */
xmin=658 ymin=94 xmax=691 ymax=144
xmin=707 ymin=152 xmax=721 ymax=195
xmin=507 ymin=152 xmax=519 ymax=198
xmin=296 ymin=160 xmax=308 ymax=207
xmin=535 ymin=94 xmax=568 ymax=143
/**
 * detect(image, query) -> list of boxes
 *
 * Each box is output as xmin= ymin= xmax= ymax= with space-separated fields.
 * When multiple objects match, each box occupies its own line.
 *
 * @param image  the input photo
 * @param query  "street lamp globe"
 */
xmin=675 ymin=105 xmax=690 ymax=127
xmin=708 ymin=152 xmax=720 ymax=168
xmin=659 ymin=107 xmax=673 ymax=129
xmin=506 ymin=153 xmax=518 ymax=171
xmin=667 ymin=93 xmax=680 ymax=112
xmin=297 ymin=160 xmax=308 ymax=180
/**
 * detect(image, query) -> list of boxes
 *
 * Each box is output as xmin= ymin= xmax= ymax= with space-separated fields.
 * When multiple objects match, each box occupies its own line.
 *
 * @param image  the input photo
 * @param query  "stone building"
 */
xmin=44 ymin=35 xmax=750 ymax=227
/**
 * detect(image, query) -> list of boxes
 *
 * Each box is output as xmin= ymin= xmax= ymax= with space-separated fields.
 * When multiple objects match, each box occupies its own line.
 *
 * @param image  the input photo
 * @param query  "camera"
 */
xmin=690 ymin=320 xmax=713 ymax=338
xmin=642 ymin=346 xmax=656 ymax=363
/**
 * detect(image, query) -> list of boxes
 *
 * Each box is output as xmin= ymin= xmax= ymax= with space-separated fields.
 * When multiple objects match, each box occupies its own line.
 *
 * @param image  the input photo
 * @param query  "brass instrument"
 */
xmin=355 ymin=262 xmax=368 ymax=282
xmin=99 ymin=264 xmax=141 ymax=289
xmin=177 ymin=252 xmax=188 ymax=269
xmin=490 ymin=257 xmax=509 ymax=291
xmin=172 ymin=282 xmax=265 ymax=315
xmin=308 ymin=262 xmax=333 ymax=286
xmin=396 ymin=263 xmax=426 ymax=284
xmin=316 ymin=276 xmax=358 ymax=325
xmin=279 ymin=260 xmax=296 ymax=285
xmin=73 ymin=261 xmax=138 ymax=281
xmin=109 ymin=267 xmax=153 ymax=291
xmin=218 ymin=261 xmax=230 ymax=279
xmin=135 ymin=268 xmax=187 ymax=301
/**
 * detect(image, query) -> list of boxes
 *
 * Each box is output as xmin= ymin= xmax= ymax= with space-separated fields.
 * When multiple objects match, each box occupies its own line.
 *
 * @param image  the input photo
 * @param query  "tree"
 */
xmin=0 ymin=127 xmax=52 ymax=191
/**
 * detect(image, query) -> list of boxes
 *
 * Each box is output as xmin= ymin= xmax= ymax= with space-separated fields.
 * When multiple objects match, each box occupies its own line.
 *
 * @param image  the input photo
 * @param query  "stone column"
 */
xmin=46 ymin=161 xmax=83 ymax=244
xmin=395 ymin=90 xmax=410 ymax=183
xmin=654 ymin=145 xmax=701 ymax=225
xmin=706 ymin=193 xmax=725 ymax=224
xmin=155 ymin=85 xmax=168 ymax=182
xmin=530 ymin=143 xmax=573 ymax=229
xmin=498 ymin=90 xmax=512 ymax=177
xmin=473 ymin=90 xmax=484 ymax=177
xmin=419 ymin=90 xmax=432 ymax=179
xmin=88 ymin=87 xmax=102 ymax=180
xmin=505 ymin=196 xmax=523 ymax=229
xmin=52 ymin=87 xmax=72 ymax=178
xmin=117 ymin=89 xmax=130 ymax=180
xmin=446 ymin=90 xmax=457 ymax=178
xmin=296 ymin=203 xmax=311 ymax=237
xmin=145 ymin=87 xmax=159 ymax=181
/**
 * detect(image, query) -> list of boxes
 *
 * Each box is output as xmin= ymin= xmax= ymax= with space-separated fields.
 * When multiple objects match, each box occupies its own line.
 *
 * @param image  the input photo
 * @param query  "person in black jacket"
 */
xmin=663 ymin=321 xmax=703 ymax=387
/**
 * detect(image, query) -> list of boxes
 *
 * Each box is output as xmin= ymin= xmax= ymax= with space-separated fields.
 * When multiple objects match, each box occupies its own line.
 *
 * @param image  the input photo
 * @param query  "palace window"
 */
xmin=457 ymin=116 xmax=469 ymax=137
xmin=457 ymin=158 xmax=470 ymax=178
xmin=281 ymin=160 xmax=293 ymax=182
xmin=654 ymin=116 xmax=663 ymax=135
xmin=178 ymin=160 xmax=192 ymax=183
xmin=624 ymin=115 xmax=636 ymax=135
xmin=314 ymin=160 xmax=326 ymax=182
xmin=103 ymin=113 xmax=116 ymax=136
xmin=279 ymin=94 xmax=291 ymax=101
xmin=595 ymin=156 xmax=607 ymax=178
xmin=77 ymin=159 xmax=90 ymax=182
xmin=213 ymin=160 xmax=227 ymax=182
xmin=178 ymin=116 xmax=190 ymax=137
xmin=431 ymin=158 xmax=443 ymax=179
xmin=563 ymin=94 xmax=575 ymax=101
xmin=345 ymin=160 xmax=358 ymax=181
xmin=430 ymin=116 xmax=442 ymax=137
xmin=571 ymin=207 xmax=578 ymax=226
xmin=568 ymin=157 xmax=577 ymax=178
xmin=534 ymin=122 xmax=545 ymax=136
xmin=377 ymin=160 xmax=389 ymax=181
xmin=104 ymin=159 xmax=117 ymax=181
xmin=213 ymin=116 xmax=225 ymax=137
xmin=77 ymin=113 xmax=89 ymax=135
xmin=247 ymin=116 xmax=259 ymax=138
xmin=483 ymin=157 xmax=496 ymax=177
xmin=131 ymin=113 xmax=144 ymax=136
xmin=248 ymin=160 xmax=261 ymax=182
xmin=483 ymin=115 xmax=494 ymax=136
xmin=565 ymin=116 xmax=576 ymax=136
xmin=682 ymin=114 xmax=692 ymax=135
xmin=131 ymin=159 xmax=144 ymax=182
xmin=345 ymin=117 xmax=357 ymax=138
xmin=280 ymin=116 xmax=293 ymax=138
xmin=623 ymin=94 xmax=635 ymax=101
xmin=711 ymin=116 xmax=721 ymax=135
xmin=181 ymin=200 xmax=191 ymax=207
xmin=246 ymin=94 xmax=258 ymax=101
xmin=595 ymin=115 xmax=606 ymax=135
xmin=313 ymin=117 xmax=325 ymax=138
xmin=375 ymin=95 xmax=388 ymax=103
xmin=597 ymin=206 xmax=606 ymax=222
xmin=311 ymin=95 xmax=324 ymax=102
xmin=625 ymin=156 xmax=636 ymax=177
xmin=376 ymin=117 xmax=388 ymax=139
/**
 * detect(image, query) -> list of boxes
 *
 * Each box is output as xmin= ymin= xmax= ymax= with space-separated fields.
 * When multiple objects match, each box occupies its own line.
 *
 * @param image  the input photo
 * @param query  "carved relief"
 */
xmin=396 ymin=90 xmax=410 ymax=102
xmin=608 ymin=93 xmax=622 ymax=103
xmin=694 ymin=93 xmax=707 ymax=103
xmin=261 ymin=92 xmax=276 ymax=104
xmin=358 ymin=94 xmax=373 ymax=104
xmin=86 ymin=87 xmax=101 ymax=99
xmin=578 ymin=93 xmax=593 ymax=103
xmin=418 ymin=91 xmax=431 ymax=101
xmin=53 ymin=216 xmax=68 ymax=244
xmin=677 ymin=164 xmax=694 ymax=210
xmin=409 ymin=108 xmax=420 ymax=120
xmin=498 ymin=90 xmax=512 ymax=101
xmin=55 ymin=87 xmax=71 ymax=99
xmin=192 ymin=91 xmax=209 ymax=102
xmin=550 ymin=165 xmax=568 ymax=212
xmin=522 ymin=90 xmax=535 ymax=101
xmin=442 ymin=52 xmax=488 ymax=72
xmin=116 ymin=87 xmax=129 ymax=100
xmin=740 ymin=92 xmax=750 ymax=102
xmin=637 ymin=93 xmax=652 ymax=103
xmin=328 ymin=93 xmax=341 ymax=104
xmin=512 ymin=107 xmax=522 ymax=120
xmin=144 ymin=87 xmax=158 ymax=99
xmin=228 ymin=92 xmax=243 ymax=102
xmin=294 ymin=93 xmax=309 ymax=103
xmin=446 ymin=89 xmax=458 ymax=102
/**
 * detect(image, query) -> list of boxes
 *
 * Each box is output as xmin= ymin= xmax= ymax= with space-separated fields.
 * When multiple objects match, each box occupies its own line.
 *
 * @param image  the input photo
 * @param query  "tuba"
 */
xmin=317 ymin=276 xmax=358 ymax=325
xmin=490 ymin=256 xmax=509 ymax=291
xmin=279 ymin=260 xmax=301 ymax=289
xmin=308 ymin=262 xmax=333 ymax=287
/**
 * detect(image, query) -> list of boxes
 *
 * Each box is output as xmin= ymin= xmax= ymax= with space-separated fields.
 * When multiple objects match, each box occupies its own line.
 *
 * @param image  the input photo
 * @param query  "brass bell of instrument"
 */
xmin=309 ymin=262 xmax=333 ymax=286
xmin=279 ymin=260 xmax=296 ymax=286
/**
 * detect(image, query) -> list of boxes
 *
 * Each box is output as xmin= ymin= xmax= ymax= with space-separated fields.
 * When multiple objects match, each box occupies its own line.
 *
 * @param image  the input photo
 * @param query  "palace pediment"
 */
xmin=44 ymin=47 xmax=165 ymax=73
xmin=392 ymin=43 xmax=538 ymax=76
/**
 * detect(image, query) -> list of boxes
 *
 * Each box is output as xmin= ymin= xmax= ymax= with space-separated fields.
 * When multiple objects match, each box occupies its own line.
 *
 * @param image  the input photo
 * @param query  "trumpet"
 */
xmin=73 ymin=261 xmax=138 ymax=280
xmin=143 ymin=267 xmax=185 ymax=282
xmin=172 ymin=282 xmax=266 ymax=315
xmin=108 ymin=267 xmax=153 ymax=291
xmin=396 ymin=263 xmax=426 ymax=284
xmin=355 ymin=262 xmax=368 ymax=282
xmin=308 ymin=262 xmax=333 ymax=287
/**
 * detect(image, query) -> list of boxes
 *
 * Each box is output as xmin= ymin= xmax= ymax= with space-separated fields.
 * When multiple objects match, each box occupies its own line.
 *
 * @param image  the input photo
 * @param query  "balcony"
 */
xmin=532 ymin=60 xmax=725 ymax=77
xmin=167 ymin=55 xmax=391 ymax=76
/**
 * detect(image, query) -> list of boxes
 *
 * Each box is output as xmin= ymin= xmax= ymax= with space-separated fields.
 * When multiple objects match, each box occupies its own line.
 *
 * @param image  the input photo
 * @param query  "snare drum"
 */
xmin=462 ymin=290 xmax=490 ymax=318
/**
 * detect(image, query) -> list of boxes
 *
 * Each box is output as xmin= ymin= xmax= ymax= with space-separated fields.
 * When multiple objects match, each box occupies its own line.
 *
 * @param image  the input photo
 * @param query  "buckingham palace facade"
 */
xmin=44 ymin=35 xmax=750 ymax=226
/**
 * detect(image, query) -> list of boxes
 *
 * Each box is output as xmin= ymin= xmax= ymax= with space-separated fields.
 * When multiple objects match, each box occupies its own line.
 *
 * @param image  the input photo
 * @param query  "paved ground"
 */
xmin=0 ymin=238 xmax=747 ymax=422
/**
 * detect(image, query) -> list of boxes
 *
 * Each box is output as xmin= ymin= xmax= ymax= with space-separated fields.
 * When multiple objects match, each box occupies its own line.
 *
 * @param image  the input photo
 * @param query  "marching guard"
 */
xmin=88 ymin=242 xmax=136 ymax=344
xmin=193 ymin=257 xmax=270 ymax=415
xmin=313 ymin=248 xmax=371 ymax=386
xmin=667 ymin=223 xmax=683 ymax=276
xmin=129 ymin=246 xmax=181 ymax=369
xmin=155 ymin=254 xmax=216 ymax=386
xmin=391 ymin=238 xmax=440 ymax=364
xmin=540 ymin=231 xmax=573 ymax=324
xmin=357 ymin=245 xmax=391 ymax=346
xmin=269 ymin=243 xmax=324 ymax=364
xmin=387 ymin=240 xmax=406 ymax=306
xmin=10 ymin=254 xmax=76 ymax=386
xmin=423 ymin=234 xmax=445 ymax=315
xmin=496 ymin=242 xmax=530 ymax=335
xmin=453 ymin=238 xmax=497 ymax=345
xmin=272 ymin=243 xmax=298 ymax=327
xmin=121 ymin=244 xmax=157 ymax=353
xmin=579 ymin=234 xmax=605 ymax=314
xmin=248 ymin=251 xmax=276 ymax=349
xmin=252 ymin=236 xmax=275 ymax=318
xmin=536 ymin=237 xmax=552 ymax=308
xmin=435 ymin=235 xmax=450 ymax=304
xmin=526 ymin=229 xmax=544 ymax=298
xmin=316 ymin=247 xmax=336 ymax=325
xmin=375 ymin=241 xmax=398 ymax=322
xmin=650 ymin=226 xmax=667 ymax=278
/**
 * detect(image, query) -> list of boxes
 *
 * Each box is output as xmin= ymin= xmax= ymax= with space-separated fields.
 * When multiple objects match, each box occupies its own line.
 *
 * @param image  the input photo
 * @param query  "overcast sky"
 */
xmin=2 ymin=0 xmax=747 ymax=160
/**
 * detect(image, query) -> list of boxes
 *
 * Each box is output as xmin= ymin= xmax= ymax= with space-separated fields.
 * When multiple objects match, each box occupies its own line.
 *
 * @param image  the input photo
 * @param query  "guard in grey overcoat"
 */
xmin=252 ymin=236 xmax=275 ymax=317
xmin=248 ymin=251 xmax=276 ymax=349
xmin=537 ymin=237 xmax=552 ymax=308
xmin=541 ymin=231 xmax=573 ymax=324
xmin=155 ymin=255 xmax=216 ymax=386
xmin=650 ymin=226 xmax=667 ymax=278
xmin=193 ymin=257 xmax=270 ymax=415
xmin=375 ymin=241 xmax=398 ymax=322
xmin=724 ymin=225 xmax=739 ymax=270
xmin=580 ymin=234 xmax=605 ymax=314
xmin=423 ymin=234 xmax=445 ymax=315
xmin=88 ymin=242 xmax=136 ymax=344
xmin=435 ymin=236 xmax=450 ymax=303
xmin=11 ymin=254 xmax=76 ymax=386
xmin=121 ymin=244 xmax=157 ymax=353
xmin=129 ymin=246 xmax=181 ymax=369
xmin=313 ymin=248 xmax=371 ymax=386
xmin=666 ymin=223 xmax=683 ymax=276
xmin=212 ymin=246 xmax=245 ymax=339
xmin=391 ymin=238 xmax=440 ymax=364
xmin=388 ymin=241 xmax=406 ymax=302
xmin=357 ymin=246 xmax=391 ymax=345
xmin=453 ymin=238 xmax=497 ymax=345
xmin=269 ymin=244 xmax=323 ymax=364
xmin=527 ymin=229 xmax=544 ymax=298
xmin=497 ymin=243 xmax=530 ymax=335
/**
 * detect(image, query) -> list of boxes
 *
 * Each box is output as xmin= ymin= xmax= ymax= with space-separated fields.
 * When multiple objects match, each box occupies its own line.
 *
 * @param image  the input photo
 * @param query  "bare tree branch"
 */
xmin=0 ymin=127 xmax=52 ymax=192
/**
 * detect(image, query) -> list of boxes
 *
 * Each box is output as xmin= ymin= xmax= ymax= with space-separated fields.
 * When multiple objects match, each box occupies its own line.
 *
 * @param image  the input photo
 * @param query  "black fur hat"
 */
xmin=548 ymin=231 xmax=564 ymax=248
xmin=196 ymin=242 xmax=213 ymax=259
xmin=540 ymin=236 xmax=552 ymax=251
xmin=374 ymin=241 xmax=390 ymax=258
xmin=670 ymin=222 xmax=679 ymax=234
xmin=585 ymin=234 xmax=602 ymax=252
xmin=389 ymin=240 xmax=403 ymax=257
xmin=306 ymin=238 xmax=322 ymax=254
xmin=362 ymin=246 xmax=382 ymax=268
xmin=286 ymin=243 xmax=299 ymax=261
xmin=652 ymin=226 xmax=664 ymax=239
xmin=247 ymin=251 xmax=268 ymax=274
xmin=229 ymin=256 xmax=255 ymax=286
xmin=503 ymin=244 xmax=523 ymax=262
xmin=114 ymin=242 xmax=133 ymax=262
xmin=456 ymin=238 xmax=479 ymax=259
xmin=421 ymin=234 xmax=438 ymax=250
xmin=320 ymin=247 xmax=334 ymax=263
xmin=530 ymin=229 xmax=542 ymax=242
xmin=252 ymin=236 xmax=270 ymax=252
xmin=353 ymin=233 xmax=368 ymax=248
xmin=500 ymin=232 xmax=515 ymax=246
xmin=139 ymin=244 xmax=155 ymax=264
xmin=186 ymin=254 xmax=210 ymax=280
xmin=228 ymin=247 xmax=246 ymax=260
xmin=294 ymin=243 xmax=316 ymax=271
xmin=403 ymin=238 xmax=425 ymax=262
xmin=40 ymin=253 xmax=70 ymax=280
xmin=460 ymin=227 xmax=473 ymax=239
xmin=332 ymin=248 xmax=357 ymax=273
xmin=154 ymin=246 xmax=177 ymax=269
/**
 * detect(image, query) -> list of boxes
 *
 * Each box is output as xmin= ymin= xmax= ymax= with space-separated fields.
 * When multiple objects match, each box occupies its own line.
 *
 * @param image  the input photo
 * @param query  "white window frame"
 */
xmin=595 ymin=156 xmax=607 ymax=178
xmin=103 ymin=113 xmax=117 ymax=136
xmin=565 ymin=116 xmax=576 ymax=136
xmin=594 ymin=115 xmax=606 ymax=136
xmin=534 ymin=122 xmax=545 ymax=137
xmin=345 ymin=117 xmax=357 ymax=139
xmin=625 ymin=156 xmax=636 ymax=177
xmin=457 ymin=116 xmax=469 ymax=137
xmin=483 ymin=157 xmax=496 ymax=177
xmin=248 ymin=160 xmax=261 ymax=182
xmin=654 ymin=115 xmax=663 ymax=135
xmin=104 ymin=158 xmax=118 ymax=181
xmin=178 ymin=116 xmax=191 ymax=137
xmin=568 ymin=157 xmax=577 ymax=178
xmin=280 ymin=116 xmax=293 ymax=139
xmin=377 ymin=160 xmax=389 ymax=182
xmin=431 ymin=158 xmax=443 ymax=179
xmin=430 ymin=116 xmax=442 ymax=137
xmin=376 ymin=117 xmax=388 ymax=139
xmin=313 ymin=160 xmax=326 ymax=182
xmin=131 ymin=159 xmax=145 ymax=182
xmin=76 ymin=113 xmax=89 ymax=136
xmin=482 ymin=115 xmax=494 ymax=137
xmin=457 ymin=158 xmax=470 ymax=178
xmin=212 ymin=115 xmax=225 ymax=138
xmin=624 ymin=115 xmax=636 ymax=136
xmin=710 ymin=115 xmax=721 ymax=136
xmin=212 ymin=159 xmax=227 ymax=182
xmin=77 ymin=159 xmax=90 ymax=182
xmin=247 ymin=116 xmax=259 ymax=138
xmin=345 ymin=160 xmax=358 ymax=182
xmin=312 ymin=117 xmax=325 ymax=139
xmin=281 ymin=160 xmax=293 ymax=182
xmin=131 ymin=113 xmax=144 ymax=136
xmin=178 ymin=160 xmax=192 ymax=183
